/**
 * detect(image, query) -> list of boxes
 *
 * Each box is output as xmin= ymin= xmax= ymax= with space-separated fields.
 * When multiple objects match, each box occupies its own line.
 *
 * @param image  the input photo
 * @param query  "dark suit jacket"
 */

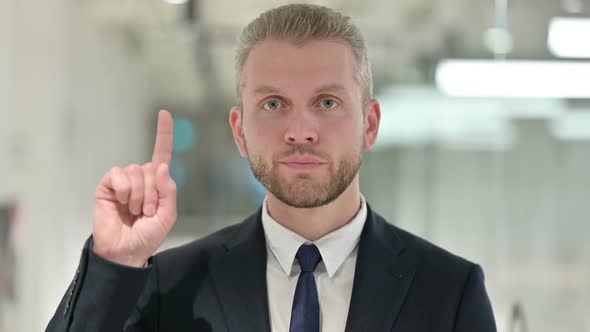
xmin=46 ymin=204 xmax=496 ymax=331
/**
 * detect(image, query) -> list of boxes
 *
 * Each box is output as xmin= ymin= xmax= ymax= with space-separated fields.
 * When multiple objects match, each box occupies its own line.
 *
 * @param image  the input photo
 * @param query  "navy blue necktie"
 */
xmin=290 ymin=244 xmax=322 ymax=332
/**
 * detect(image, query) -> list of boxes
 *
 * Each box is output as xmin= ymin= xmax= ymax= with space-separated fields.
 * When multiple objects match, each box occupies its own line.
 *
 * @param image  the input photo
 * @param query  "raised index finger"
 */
xmin=152 ymin=110 xmax=174 ymax=165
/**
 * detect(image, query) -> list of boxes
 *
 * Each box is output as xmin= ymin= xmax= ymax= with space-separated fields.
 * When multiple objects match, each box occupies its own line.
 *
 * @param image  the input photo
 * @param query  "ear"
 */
xmin=229 ymin=106 xmax=249 ymax=157
xmin=363 ymin=99 xmax=381 ymax=150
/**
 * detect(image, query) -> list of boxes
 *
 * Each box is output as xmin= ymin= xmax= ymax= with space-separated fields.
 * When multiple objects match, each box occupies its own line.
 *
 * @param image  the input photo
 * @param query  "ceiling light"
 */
xmin=548 ymin=17 xmax=590 ymax=58
xmin=436 ymin=60 xmax=590 ymax=98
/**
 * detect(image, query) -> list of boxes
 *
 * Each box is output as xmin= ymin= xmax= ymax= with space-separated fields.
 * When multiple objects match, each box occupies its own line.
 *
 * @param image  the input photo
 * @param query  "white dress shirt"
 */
xmin=261 ymin=195 xmax=367 ymax=332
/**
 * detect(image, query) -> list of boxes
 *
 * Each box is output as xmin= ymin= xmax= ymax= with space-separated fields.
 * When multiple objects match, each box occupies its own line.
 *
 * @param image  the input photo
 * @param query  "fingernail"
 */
xmin=145 ymin=204 xmax=156 ymax=216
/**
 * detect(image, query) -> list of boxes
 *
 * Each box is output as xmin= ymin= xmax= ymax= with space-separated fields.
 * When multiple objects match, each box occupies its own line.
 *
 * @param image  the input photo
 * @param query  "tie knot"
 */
xmin=295 ymin=244 xmax=322 ymax=273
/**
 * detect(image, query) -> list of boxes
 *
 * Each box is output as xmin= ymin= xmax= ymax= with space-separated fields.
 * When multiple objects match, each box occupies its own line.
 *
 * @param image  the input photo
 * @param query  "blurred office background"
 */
xmin=1 ymin=0 xmax=589 ymax=331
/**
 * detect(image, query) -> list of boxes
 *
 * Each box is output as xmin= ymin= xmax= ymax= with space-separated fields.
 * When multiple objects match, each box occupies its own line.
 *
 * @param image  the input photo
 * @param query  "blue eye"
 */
xmin=320 ymin=98 xmax=338 ymax=109
xmin=263 ymin=99 xmax=281 ymax=110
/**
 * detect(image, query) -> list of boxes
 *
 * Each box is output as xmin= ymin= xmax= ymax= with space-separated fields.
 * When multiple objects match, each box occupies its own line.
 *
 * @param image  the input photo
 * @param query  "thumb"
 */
xmin=155 ymin=163 xmax=177 ymax=228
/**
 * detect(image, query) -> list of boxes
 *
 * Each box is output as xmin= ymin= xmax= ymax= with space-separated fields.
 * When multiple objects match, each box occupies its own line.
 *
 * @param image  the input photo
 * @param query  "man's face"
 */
xmin=229 ymin=39 xmax=380 ymax=208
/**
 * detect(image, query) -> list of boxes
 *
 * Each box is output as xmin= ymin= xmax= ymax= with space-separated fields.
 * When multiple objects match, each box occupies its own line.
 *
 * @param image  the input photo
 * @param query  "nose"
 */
xmin=284 ymin=109 xmax=319 ymax=145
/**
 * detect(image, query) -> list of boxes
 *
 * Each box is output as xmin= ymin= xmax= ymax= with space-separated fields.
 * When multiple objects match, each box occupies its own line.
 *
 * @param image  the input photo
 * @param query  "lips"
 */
xmin=280 ymin=156 xmax=325 ymax=164
xmin=279 ymin=155 xmax=326 ymax=170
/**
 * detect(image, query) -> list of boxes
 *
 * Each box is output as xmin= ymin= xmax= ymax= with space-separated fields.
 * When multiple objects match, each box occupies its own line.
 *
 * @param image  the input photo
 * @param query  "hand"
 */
xmin=92 ymin=110 xmax=177 ymax=267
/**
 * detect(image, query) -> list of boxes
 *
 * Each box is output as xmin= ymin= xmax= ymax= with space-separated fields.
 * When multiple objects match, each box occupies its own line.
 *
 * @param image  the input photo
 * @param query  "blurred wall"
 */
xmin=0 ymin=1 xmax=154 ymax=330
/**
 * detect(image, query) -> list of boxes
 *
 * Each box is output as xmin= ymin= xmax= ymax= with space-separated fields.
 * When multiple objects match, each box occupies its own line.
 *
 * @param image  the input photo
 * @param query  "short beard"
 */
xmin=248 ymin=146 xmax=363 ymax=208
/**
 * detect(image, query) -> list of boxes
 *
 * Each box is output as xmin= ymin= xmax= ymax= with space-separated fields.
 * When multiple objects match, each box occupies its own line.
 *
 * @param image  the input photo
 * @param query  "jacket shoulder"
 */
xmin=374 ymin=214 xmax=495 ymax=329
xmin=376 ymin=212 xmax=477 ymax=278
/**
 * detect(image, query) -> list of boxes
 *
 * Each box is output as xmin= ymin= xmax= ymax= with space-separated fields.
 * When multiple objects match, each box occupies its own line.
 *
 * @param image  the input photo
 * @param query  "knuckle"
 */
xmin=118 ymin=181 xmax=131 ymax=193
xmin=130 ymin=187 xmax=143 ymax=198
xmin=126 ymin=164 xmax=142 ymax=173
xmin=117 ymin=184 xmax=131 ymax=194
xmin=109 ymin=166 xmax=122 ymax=174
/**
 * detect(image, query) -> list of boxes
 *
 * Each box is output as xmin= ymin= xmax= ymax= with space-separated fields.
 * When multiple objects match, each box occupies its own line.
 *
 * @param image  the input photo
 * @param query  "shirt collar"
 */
xmin=261 ymin=194 xmax=367 ymax=278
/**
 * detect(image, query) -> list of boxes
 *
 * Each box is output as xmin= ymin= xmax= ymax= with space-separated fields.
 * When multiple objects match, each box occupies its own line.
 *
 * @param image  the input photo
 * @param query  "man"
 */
xmin=46 ymin=4 xmax=496 ymax=332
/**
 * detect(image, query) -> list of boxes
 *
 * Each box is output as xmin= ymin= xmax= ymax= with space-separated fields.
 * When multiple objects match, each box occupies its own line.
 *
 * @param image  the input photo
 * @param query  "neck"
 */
xmin=265 ymin=175 xmax=362 ymax=241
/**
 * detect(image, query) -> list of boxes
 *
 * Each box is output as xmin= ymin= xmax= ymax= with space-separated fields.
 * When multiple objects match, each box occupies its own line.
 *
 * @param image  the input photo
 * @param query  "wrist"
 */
xmin=93 ymin=245 xmax=148 ymax=268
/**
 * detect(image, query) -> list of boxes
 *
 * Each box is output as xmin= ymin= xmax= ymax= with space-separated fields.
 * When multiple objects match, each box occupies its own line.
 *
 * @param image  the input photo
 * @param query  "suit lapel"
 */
xmin=209 ymin=208 xmax=271 ymax=332
xmin=345 ymin=205 xmax=417 ymax=332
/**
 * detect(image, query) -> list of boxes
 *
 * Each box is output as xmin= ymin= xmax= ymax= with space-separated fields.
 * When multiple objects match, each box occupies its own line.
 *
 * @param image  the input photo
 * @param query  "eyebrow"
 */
xmin=315 ymin=83 xmax=347 ymax=94
xmin=252 ymin=83 xmax=347 ymax=95
xmin=253 ymin=85 xmax=282 ymax=95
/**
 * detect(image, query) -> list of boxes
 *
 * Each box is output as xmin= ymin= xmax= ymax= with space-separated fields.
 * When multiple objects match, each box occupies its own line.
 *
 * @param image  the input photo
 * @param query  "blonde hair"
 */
xmin=235 ymin=4 xmax=373 ymax=105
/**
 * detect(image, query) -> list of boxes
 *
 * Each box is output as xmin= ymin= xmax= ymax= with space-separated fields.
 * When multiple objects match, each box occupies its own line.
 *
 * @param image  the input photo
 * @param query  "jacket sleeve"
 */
xmin=45 ymin=237 xmax=159 ymax=332
xmin=452 ymin=264 xmax=497 ymax=332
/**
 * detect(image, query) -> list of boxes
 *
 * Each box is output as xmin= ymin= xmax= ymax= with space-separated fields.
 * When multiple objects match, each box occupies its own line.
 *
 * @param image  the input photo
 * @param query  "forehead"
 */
xmin=241 ymin=39 xmax=359 ymax=95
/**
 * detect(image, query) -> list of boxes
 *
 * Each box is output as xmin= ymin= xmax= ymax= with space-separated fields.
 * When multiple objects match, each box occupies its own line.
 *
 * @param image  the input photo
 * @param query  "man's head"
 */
xmin=229 ymin=4 xmax=381 ymax=208
xmin=235 ymin=4 xmax=373 ymax=106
